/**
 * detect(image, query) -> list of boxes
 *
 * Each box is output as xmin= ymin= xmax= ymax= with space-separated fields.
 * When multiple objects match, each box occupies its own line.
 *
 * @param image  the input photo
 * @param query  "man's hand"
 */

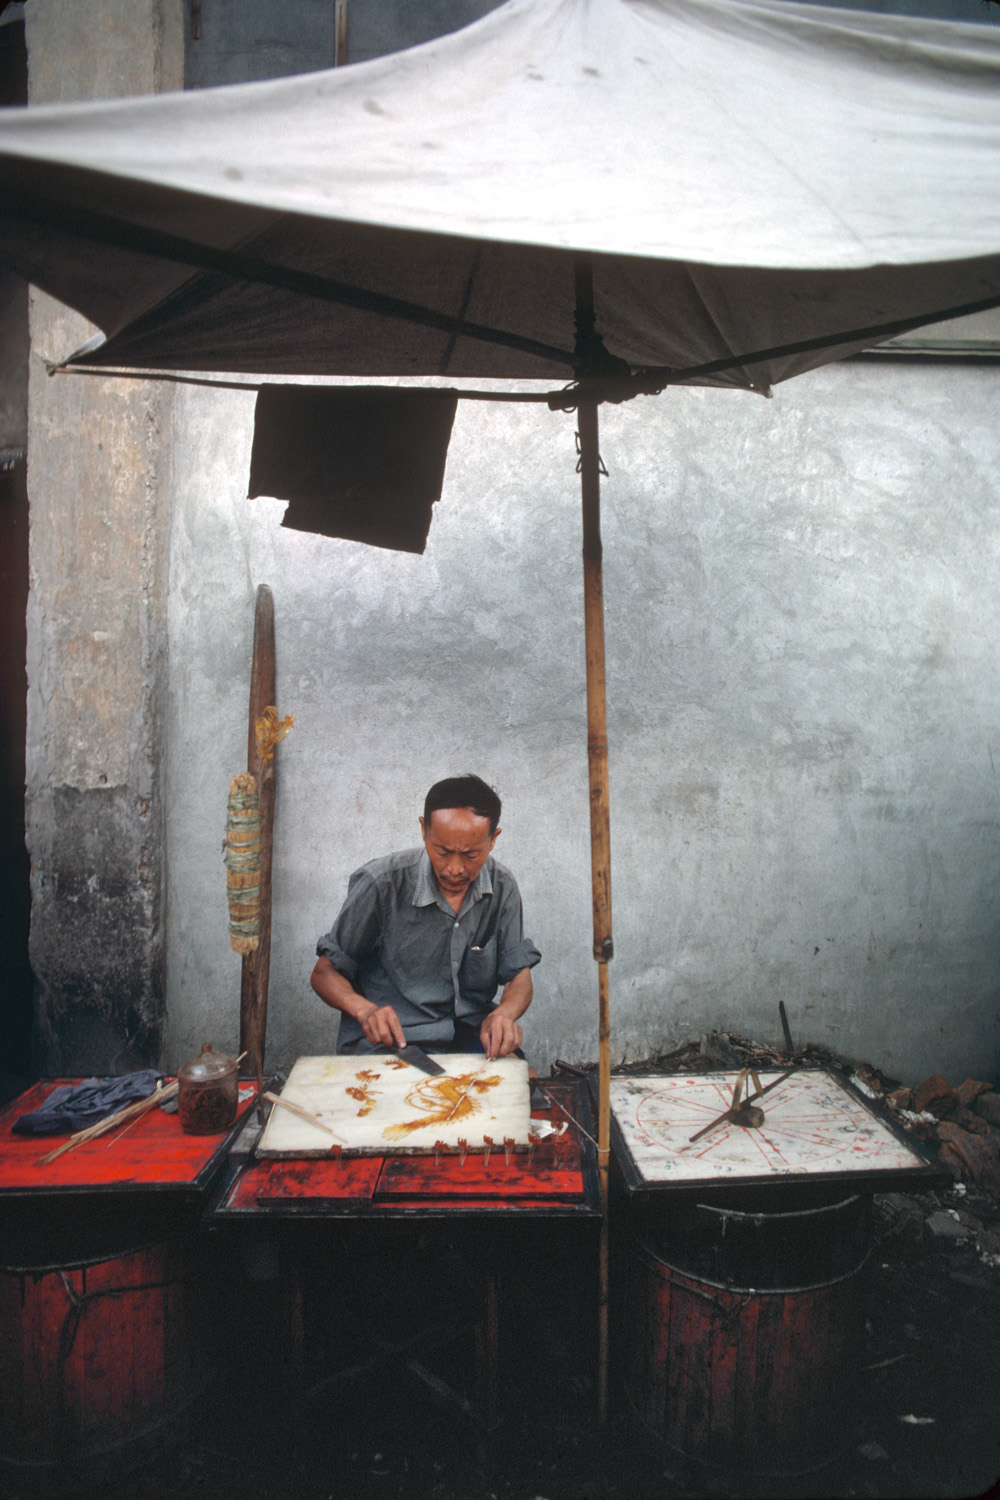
xmin=480 ymin=1010 xmax=522 ymax=1060
xmin=359 ymin=1002 xmax=407 ymax=1050
xmin=478 ymin=967 xmax=533 ymax=1059
xmin=311 ymin=959 xmax=407 ymax=1049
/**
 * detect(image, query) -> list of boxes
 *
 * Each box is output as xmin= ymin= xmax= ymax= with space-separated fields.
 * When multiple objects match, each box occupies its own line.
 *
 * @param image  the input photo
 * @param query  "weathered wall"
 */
xmin=163 ymin=361 xmax=1000 ymax=1087
xmin=24 ymin=0 xmax=183 ymax=1072
xmin=184 ymin=0 xmax=504 ymax=84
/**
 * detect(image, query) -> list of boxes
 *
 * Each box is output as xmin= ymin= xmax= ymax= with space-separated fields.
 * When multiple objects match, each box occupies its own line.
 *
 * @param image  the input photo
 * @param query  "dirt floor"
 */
xmin=4 ymin=1045 xmax=999 ymax=1500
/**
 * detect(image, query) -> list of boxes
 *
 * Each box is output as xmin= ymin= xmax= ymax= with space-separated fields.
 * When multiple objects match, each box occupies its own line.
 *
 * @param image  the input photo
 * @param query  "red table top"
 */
xmin=0 ymin=1079 xmax=259 ymax=1197
xmin=216 ymin=1078 xmax=600 ymax=1218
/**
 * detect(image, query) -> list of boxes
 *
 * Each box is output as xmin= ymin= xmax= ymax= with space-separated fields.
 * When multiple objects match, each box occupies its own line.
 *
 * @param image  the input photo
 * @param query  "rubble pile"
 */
xmin=880 ymin=1073 xmax=1000 ymax=1192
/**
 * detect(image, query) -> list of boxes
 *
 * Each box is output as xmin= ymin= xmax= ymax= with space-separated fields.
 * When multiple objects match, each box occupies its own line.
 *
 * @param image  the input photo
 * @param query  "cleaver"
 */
xmin=392 ymin=1045 xmax=446 ymax=1076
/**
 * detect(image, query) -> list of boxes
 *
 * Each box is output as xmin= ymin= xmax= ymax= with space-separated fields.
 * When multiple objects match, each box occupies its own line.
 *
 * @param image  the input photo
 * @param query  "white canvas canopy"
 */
xmin=2 ymin=0 xmax=1000 ymax=389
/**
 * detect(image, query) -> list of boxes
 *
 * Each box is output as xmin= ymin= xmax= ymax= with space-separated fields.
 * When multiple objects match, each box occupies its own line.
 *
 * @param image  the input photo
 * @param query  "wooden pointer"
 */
xmin=688 ymin=1067 xmax=796 ymax=1144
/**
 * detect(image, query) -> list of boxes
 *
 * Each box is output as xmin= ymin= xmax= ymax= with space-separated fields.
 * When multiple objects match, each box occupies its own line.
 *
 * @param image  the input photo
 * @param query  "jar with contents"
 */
xmin=177 ymin=1042 xmax=238 ymax=1134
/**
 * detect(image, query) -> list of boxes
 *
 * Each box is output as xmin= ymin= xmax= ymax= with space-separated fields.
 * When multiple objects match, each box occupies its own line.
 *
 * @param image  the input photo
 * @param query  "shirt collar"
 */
xmin=413 ymin=850 xmax=494 ymax=910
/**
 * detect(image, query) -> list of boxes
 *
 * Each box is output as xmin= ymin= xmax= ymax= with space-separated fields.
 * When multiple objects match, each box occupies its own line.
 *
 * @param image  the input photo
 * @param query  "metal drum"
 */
xmin=0 ymin=1234 xmax=204 ymax=1490
xmin=620 ymin=1187 xmax=872 ymax=1474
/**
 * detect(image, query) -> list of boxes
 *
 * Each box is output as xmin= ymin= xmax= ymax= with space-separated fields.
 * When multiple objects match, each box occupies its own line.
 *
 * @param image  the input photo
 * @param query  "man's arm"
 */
xmin=479 ymin=966 xmax=533 ymax=1060
xmin=310 ymin=956 xmax=407 ymax=1049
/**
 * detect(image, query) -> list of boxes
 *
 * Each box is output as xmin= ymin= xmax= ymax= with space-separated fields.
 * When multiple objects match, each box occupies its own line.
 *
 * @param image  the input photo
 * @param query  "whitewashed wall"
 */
xmin=163 ymin=360 xmax=1000 ymax=1086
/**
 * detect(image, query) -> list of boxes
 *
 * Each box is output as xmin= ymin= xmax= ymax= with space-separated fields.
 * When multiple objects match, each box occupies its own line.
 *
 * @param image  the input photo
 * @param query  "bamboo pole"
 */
xmin=578 ymin=391 xmax=613 ymax=1428
xmin=334 ymin=0 xmax=349 ymax=66
xmin=240 ymin=585 xmax=276 ymax=1103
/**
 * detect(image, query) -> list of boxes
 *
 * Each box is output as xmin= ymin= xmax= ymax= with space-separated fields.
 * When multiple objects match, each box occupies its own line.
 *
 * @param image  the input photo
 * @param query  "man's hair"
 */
xmin=424 ymin=774 xmax=502 ymax=835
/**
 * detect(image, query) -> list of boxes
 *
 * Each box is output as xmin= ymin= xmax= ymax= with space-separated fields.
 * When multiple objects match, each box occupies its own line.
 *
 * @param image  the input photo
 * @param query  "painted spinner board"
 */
xmin=257 ymin=1054 xmax=530 ymax=1157
xmin=608 ymin=1068 xmax=945 ymax=1193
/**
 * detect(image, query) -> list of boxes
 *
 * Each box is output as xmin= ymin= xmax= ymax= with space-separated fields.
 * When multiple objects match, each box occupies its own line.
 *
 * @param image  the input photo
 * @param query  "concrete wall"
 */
xmin=163 ymin=361 xmax=1000 ymax=1087
xmin=24 ymin=0 xmax=183 ymax=1072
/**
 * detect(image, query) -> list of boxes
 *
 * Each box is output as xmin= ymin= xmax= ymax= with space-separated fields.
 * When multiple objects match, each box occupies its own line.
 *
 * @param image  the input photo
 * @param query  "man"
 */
xmin=311 ymin=775 xmax=540 ymax=1059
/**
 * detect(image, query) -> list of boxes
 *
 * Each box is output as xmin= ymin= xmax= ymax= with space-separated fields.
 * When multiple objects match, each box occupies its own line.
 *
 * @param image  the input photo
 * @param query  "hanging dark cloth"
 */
xmin=248 ymin=385 xmax=458 ymax=554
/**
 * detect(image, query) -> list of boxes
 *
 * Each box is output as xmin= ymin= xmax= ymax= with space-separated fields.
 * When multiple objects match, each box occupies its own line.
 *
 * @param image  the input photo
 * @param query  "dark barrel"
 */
xmin=620 ymin=1186 xmax=873 ymax=1474
xmin=0 ymin=1234 xmax=204 ymax=1490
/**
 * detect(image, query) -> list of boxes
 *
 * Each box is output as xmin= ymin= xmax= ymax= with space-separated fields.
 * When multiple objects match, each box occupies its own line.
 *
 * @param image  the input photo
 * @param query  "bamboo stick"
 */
xmin=40 ymin=1051 xmax=250 ymax=1163
xmin=577 ymin=393 xmax=613 ymax=1428
xmin=440 ymin=1058 xmax=494 ymax=1126
xmin=263 ymin=1091 xmax=346 ymax=1143
xmin=572 ymin=254 xmax=614 ymax=1427
xmin=38 ymin=1081 xmax=179 ymax=1165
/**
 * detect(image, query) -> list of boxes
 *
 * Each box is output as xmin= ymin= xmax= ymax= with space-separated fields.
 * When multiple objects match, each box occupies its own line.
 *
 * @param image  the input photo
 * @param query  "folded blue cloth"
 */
xmin=12 ymin=1070 xmax=163 ymax=1135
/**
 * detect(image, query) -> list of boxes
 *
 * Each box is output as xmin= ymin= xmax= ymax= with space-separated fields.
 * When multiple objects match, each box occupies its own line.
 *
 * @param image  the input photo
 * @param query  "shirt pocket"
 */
xmin=459 ymin=936 xmax=498 ymax=995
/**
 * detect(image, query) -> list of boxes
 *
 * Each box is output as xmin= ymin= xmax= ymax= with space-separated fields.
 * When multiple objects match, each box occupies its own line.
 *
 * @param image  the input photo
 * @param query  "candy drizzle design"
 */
xmin=255 ymin=1056 xmax=532 ymax=1158
xmin=346 ymin=1069 xmax=382 ymax=1117
xmin=383 ymin=1071 xmax=502 ymax=1141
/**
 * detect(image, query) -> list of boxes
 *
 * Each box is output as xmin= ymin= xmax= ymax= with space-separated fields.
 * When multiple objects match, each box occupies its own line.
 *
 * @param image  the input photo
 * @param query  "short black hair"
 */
xmin=424 ymin=774 xmax=502 ymax=835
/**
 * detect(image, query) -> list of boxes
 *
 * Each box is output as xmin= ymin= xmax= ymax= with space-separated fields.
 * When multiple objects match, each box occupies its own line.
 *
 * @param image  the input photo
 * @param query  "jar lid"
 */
xmin=179 ymin=1041 xmax=237 ymax=1082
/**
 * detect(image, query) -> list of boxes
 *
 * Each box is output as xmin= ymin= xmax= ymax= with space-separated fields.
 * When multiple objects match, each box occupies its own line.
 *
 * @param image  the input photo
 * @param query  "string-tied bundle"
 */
xmin=225 ymin=771 xmax=261 ymax=953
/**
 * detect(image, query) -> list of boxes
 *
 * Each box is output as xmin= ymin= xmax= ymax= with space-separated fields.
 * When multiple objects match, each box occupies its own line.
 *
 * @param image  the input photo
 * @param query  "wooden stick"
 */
xmin=263 ymin=1091 xmax=346 ymax=1143
xmin=334 ymin=0 xmax=349 ymax=65
xmin=39 ymin=1081 xmax=180 ymax=1165
xmin=106 ymin=1108 xmax=155 ymax=1148
xmin=687 ymin=1068 xmax=796 ymax=1144
xmin=43 ymin=1052 xmax=251 ymax=1161
xmin=575 ymin=259 xmax=613 ymax=1430
xmin=536 ymin=1084 xmax=599 ymax=1150
xmin=241 ymin=584 xmax=276 ymax=1118
xmin=440 ymin=1058 xmax=494 ymax=1125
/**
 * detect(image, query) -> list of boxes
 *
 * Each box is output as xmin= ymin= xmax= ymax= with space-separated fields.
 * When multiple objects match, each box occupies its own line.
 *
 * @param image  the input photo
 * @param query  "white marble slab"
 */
xmin=258 ymin=1053 xmax=531 ymax=1156
xmin=610 ymin=1070 xmax=924 ymax=1184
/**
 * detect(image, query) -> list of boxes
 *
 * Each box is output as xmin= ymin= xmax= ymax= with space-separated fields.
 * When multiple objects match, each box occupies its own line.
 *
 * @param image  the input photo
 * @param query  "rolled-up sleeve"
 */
xmin=497 ymin=936 xmax=542 ymax=984
xmin=495 ymin=882 xmax=541 ymax=985
xmin=315 ymin=868 xmax=381 ymax=984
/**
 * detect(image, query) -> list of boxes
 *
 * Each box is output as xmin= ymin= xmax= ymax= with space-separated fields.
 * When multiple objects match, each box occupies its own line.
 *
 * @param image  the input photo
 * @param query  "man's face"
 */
xmin=419 ymin=806 xmax=499 ymax=903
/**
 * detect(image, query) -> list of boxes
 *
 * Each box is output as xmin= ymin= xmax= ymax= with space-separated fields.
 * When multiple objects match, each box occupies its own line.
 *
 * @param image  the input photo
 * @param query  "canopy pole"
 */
xmin=578 ymin=392 xmax=613 ymax=1428
xmin=574 ymin=253 xmax=613 ymax=1427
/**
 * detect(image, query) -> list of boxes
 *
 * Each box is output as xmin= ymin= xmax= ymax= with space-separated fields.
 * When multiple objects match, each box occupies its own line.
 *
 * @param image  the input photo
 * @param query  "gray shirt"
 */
xmin=316 ymin=847 xmax=541 ymax=1054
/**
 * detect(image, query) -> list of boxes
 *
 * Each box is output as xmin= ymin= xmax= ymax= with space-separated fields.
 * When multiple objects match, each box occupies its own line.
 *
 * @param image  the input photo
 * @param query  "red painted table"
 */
xmin=207 ymin=1078 xmax=601 ymax=1426
xmin=0 ymin=1078 xmax=259 ymax=1202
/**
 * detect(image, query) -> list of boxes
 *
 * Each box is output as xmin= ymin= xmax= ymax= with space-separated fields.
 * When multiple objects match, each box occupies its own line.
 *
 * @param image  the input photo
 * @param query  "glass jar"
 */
xmin=177 ymin=1042 xmax=238 ymax=1135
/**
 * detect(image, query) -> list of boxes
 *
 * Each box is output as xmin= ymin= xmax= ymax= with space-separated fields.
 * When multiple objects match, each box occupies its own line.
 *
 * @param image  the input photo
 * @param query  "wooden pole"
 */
xmin=240 ymin=584 xmax=276 ymax=1100
xmin=574 ymin=252 xmax=614 ymax=1425
xmin=578 ymin=392 xmax=613 ymax=1427
xmin=334 ymin=1 xmax=349 ymax=66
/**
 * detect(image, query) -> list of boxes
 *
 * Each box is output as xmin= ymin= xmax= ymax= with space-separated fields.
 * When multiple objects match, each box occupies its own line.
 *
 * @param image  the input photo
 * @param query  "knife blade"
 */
xmin=392 ymin=1045 xmax=446 ymax=1076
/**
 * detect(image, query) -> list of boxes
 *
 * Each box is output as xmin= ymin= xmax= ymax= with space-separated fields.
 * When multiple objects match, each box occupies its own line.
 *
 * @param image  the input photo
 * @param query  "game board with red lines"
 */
xmin=608 ymin=1068 xmax=935 ymax=1189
